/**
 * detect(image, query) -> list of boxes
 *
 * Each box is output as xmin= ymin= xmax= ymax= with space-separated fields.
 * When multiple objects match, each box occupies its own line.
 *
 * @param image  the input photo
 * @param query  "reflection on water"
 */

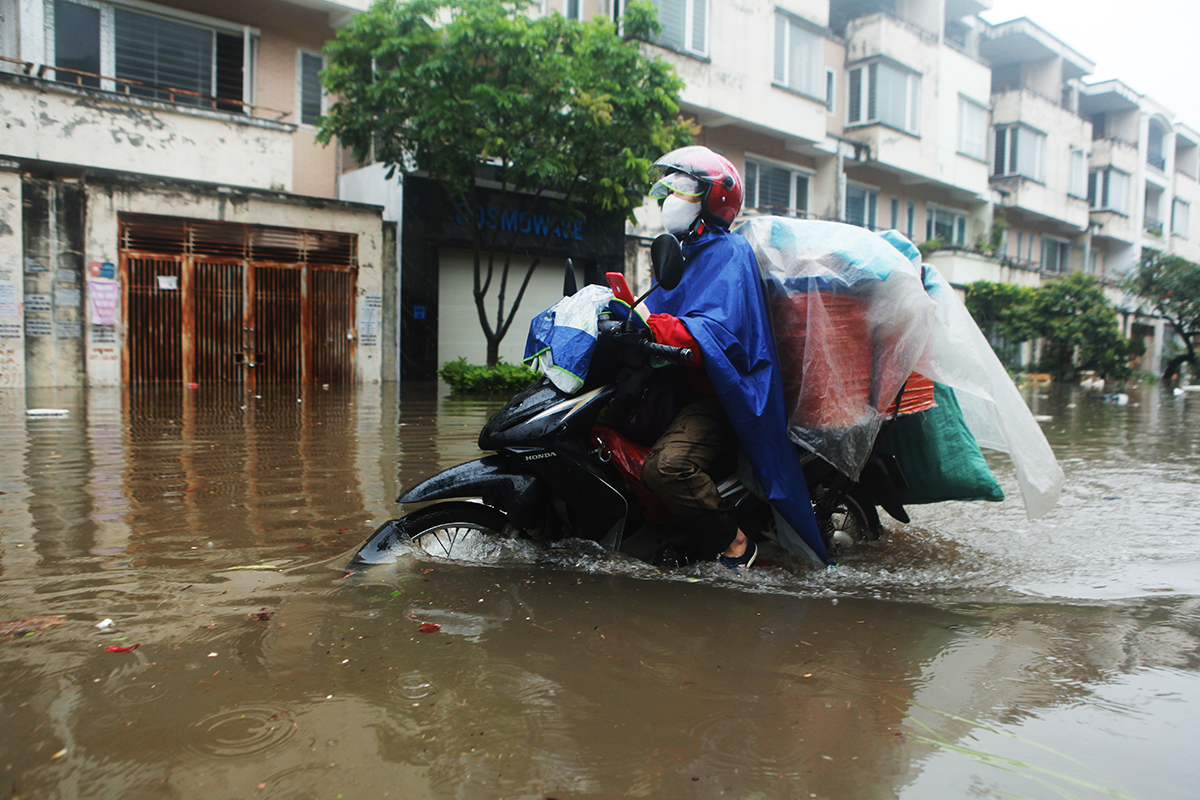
xmin=1 ymin=382 xmax=1199 ymax=799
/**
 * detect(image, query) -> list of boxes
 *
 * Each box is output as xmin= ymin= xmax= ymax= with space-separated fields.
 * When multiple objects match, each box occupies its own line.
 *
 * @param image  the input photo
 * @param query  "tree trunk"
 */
xmin=1162 ymin=353 xmax=1195 ymax=384
xmin=486 ymin=336 xmax=500 ymax=369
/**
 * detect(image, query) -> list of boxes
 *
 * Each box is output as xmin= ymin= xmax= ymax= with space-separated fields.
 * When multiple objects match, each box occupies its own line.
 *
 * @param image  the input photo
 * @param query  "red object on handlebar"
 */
xmin=606 ymin=272 xmax=636 ymax=306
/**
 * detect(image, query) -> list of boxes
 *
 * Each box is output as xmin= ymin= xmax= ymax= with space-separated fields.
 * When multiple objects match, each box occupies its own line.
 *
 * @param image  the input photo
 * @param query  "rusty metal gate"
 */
xmin=120 ymin=215 xmax=357 ymax=386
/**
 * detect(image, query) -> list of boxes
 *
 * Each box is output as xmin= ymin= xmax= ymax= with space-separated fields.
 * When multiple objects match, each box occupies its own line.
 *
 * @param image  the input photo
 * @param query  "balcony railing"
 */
xmin=1144 ymin=219 xmax=1165 ymax=236
xmin=1147 ymin=152 xmax=1166 ymax=171
xmin=0 ymin=56 xmax=288 ymax=121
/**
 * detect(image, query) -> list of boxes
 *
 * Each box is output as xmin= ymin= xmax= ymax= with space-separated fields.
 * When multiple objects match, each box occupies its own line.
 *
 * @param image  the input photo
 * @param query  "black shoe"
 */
xmin=718 ymin=538 xmax=757 ymax=574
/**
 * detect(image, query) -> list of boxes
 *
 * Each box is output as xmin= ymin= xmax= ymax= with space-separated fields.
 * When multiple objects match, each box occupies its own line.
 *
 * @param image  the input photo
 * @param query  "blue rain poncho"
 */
xmin=646 ymin=228 xmax=828 ymax=564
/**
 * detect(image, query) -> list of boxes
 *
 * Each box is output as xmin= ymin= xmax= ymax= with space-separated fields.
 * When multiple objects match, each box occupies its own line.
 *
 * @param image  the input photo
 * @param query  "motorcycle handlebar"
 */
xmin=639 ymin=340 xmax=693 ymax=364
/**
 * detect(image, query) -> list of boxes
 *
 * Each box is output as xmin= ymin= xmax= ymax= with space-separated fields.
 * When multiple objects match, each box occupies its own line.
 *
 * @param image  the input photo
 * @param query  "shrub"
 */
xmin=439 ymin=357 xmax=540 ymax=396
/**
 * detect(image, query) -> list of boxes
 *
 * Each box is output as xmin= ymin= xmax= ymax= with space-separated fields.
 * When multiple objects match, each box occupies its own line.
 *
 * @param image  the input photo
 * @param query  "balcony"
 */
xmin=1145 ymin=218 xmax=1165 ymax=237
xmin=0 ymin=59 xmax=295 ymax=191
xmin=1147 ymin=152 xmax=1167 ymax=172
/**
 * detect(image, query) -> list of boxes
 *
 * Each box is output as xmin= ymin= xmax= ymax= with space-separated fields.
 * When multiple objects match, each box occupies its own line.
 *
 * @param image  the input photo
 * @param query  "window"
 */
xmin=298 ymin=50 xmax=324 ymax=126
xmin=926 ymin=206 xmax=967 ymax=246
xmin=847 ymin=60 xmax=920 ymax=135
xmin=1041 ymin=238 xmax=1070 ymax=273
xmin=958 ymin=96 xmax=988 ymax=160
xmin=825 ymin=68 xmax=835 ymax=113
xmin=1173 ymin=198 xmax=1190 ymax=238
xmin=1069 ymin=148 xmax=1087 ymax=199
xmin=565 ymin=0 xmax=583 ymax=19
xmin=846 ymin=185 xmax=877 ymax=229
xmin=993 ymin=125 xmax=1045 ymax=181
xmin=645 ymin=0 xmax=706 ymax=57
xmin=890 ymin=197 xmax=899 ymax=229
xmin=1087 ymin=168 xmax=1131 ymax=215
xmin=48 ymin=0 xmax=252 ymax=111
xmin=744 ymin=158 xmax=809 ymax=216
xmin=906 ymin=200 xmax=914 ymax=238
xmin=773 ymin=11 xmax=824 ymax=100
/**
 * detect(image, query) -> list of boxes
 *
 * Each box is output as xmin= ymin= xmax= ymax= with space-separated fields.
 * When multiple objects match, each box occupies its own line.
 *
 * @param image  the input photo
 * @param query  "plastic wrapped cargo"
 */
xmin=737 ymin=217 xmax=1063 ymax=519
xmin=737 ymin=218 xmax=935 ymax=481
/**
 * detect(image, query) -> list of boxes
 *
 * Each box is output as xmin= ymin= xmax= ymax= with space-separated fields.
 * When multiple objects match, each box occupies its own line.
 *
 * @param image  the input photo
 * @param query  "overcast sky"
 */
xmin=980 ymin=0 xmax=1200 ymax=129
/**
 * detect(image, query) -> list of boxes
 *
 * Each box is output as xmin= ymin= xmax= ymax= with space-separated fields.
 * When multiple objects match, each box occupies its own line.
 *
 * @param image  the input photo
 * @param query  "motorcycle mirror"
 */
xmin=650 ymin=233 xmax=684 ymax=291
xmin=563 ymin=258 xmax=577 ymax=297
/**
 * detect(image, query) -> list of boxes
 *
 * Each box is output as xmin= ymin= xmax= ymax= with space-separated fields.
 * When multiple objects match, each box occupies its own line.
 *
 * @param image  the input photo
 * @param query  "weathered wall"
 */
xmin=80 ymin=180 xmax=386 ymax=386
xmin=0 ymin=78 xmax=295 ymax=191
xmin=0 ymin=163 xmax=23 ymax=388
xmin=22 ymin=178 xmax=86 ymax=388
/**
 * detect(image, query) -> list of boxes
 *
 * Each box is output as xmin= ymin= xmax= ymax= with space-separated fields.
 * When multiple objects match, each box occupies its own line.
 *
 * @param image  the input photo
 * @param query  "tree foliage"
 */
xmin=318 ymin=0 xmax=693 ymax=366
xmin=1121 ymin=249 xmax=1200 ymax=381
xmin=965 ymin=274 xmax=1132 ymax=381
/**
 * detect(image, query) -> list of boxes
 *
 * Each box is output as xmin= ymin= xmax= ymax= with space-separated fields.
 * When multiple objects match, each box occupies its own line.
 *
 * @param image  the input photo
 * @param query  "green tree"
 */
xmin=318 ymin=0 xmax=693 ymax=366
xmin=1030 ymin=272 xmax=1131 ymax=382
xmin=1121 ymin=249 xmax=1200 ymax=381
xmin=963 ymin=280 xmax=1037 ymax=367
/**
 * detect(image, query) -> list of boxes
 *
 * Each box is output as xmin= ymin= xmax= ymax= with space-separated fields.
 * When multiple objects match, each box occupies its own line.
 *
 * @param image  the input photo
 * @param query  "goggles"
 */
xmin=649 ymin=172 xmax=704 ymax=200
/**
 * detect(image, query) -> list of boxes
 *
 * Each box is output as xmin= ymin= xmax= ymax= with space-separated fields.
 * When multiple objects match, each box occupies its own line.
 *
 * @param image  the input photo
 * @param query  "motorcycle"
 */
xmin=351 ymin=234 xmax=913 ymax=570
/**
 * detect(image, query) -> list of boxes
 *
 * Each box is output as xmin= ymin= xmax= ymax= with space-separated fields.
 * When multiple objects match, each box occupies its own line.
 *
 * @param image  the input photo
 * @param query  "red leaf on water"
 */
xmin=105 ymin=644 xmax=139 ymax=652
xmin=417 ymin=623 xmax=441 ymax=633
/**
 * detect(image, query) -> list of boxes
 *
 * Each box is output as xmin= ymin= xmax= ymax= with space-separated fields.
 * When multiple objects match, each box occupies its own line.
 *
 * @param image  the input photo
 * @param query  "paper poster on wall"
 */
xmin=89 ymin=281 xmax=120 ymax=326
xmin=0 ymin=284 xmax=17 ymax=318
xmin=25 ymin=319 xmax=52 ymax=337
xmin=0 ymin=323 xmax=22 ymax=339
xmin=56 ymin=321 xmax=81 ymax=339
xmin=56 ymin=287 xmax=81 ymax=307
xmin=92 ymin=325 xmax=117 ymax=343
xmin=25 ymin=294 xmax=52 ymax=313
xmin=157 ymin=275 xmax=178 ymax=291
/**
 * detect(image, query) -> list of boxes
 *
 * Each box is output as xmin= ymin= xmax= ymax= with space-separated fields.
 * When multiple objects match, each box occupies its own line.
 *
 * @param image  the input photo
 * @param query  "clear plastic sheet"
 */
xmin=738 ymin=218 xmax=935 ymax=480
xmin=738 ymin=218 xmax=1064 ymax=518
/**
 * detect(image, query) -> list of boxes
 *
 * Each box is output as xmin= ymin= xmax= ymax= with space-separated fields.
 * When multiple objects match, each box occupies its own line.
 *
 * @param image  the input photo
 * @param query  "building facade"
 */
xmin=5 ymin=0 xmax=1197 ymax=385
xmin=0 ymin=0 xmax=394 ymax=388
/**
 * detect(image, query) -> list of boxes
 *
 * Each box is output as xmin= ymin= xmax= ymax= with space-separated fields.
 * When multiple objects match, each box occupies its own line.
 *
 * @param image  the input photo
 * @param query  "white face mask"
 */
xmin=661 ymin=194 xmax=701 ymax=236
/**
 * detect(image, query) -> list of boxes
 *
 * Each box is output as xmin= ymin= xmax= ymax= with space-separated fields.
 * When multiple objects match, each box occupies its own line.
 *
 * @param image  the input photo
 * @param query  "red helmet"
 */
xmin=649 ymin=146 xmax=744 ymax=229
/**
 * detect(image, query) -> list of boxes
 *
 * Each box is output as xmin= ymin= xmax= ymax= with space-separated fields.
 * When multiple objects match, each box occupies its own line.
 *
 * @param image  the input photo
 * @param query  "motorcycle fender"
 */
xmin=397 ymin=456 xmax=544 ymax=527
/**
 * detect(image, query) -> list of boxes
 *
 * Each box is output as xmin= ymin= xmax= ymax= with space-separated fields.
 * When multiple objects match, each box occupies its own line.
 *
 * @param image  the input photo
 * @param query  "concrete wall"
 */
xmin=0 ymin=164 xmax=22 ymax=388
xmin=0 ymin=79 xmax=295 ymax=191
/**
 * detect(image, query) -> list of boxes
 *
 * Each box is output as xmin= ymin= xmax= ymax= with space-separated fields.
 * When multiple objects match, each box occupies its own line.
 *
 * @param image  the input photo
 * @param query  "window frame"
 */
xmin=846 ymin=58 xmax=920 ymax=136
xmin=1172 ymin=198 xmax=1190 ymax=239
xmin=957 ymin=94 xmax=989 ymax=161
xmin=45 ymin=0 xmax=257 ymax=110
xmin=628 ymin=0 xmax=707 ymax=58
xmin=925 ymin=204 xmax=968 ymax=247
xmin=1087 ymin=167 xmax=1131 ymax=216
xmin=993 ymin=123 xmax=1046 ymax=182
xmin=1041 ymin=236 xmax=1071 ymax=274
xmin=744 ymin=156 xmax=812 ymax=218
xmin=845 ymin=183 xmax=878 ymax=230
xmin=297 ymin=48 xmax=326 ymax=127
xmin=772 ymin=10 xmax=825 ymax=102
xmin=1068 ymin=147 xmax=1088 ymax=199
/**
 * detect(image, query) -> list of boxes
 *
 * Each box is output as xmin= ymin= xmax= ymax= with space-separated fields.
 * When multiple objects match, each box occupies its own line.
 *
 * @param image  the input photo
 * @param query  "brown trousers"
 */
xmin=640 ymin=395 xmax=739 ymax=556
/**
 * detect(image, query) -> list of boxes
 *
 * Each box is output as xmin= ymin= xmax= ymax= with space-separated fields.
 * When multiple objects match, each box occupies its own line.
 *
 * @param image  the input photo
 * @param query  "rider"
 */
xmin=639 ymin=145 xmax=824 ymax=568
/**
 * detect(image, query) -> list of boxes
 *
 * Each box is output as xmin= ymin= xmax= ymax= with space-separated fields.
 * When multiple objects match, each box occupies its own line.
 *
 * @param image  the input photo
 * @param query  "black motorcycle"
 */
xmin=351 ymin=236 xmax=908 ymax=569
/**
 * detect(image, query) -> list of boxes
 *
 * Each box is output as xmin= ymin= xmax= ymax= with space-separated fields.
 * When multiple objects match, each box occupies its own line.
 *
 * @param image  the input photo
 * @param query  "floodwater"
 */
xmin=2 ymin=381 xmax=1199 ymax=800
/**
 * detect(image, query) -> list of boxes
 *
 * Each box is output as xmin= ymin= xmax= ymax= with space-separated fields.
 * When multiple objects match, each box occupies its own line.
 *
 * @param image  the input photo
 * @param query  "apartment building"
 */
xmin=0 ymin=0 xmax=393 ymax=389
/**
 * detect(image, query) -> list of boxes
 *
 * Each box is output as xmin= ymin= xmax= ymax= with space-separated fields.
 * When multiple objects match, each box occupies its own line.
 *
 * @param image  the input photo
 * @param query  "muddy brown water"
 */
xmin=2 ymin=382 xmax=1199 ymax=800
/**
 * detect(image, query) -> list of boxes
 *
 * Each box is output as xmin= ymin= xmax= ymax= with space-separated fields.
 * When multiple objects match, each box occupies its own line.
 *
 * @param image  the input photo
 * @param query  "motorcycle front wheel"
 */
xmin=350 ymin=502 xmax=509 ymax=566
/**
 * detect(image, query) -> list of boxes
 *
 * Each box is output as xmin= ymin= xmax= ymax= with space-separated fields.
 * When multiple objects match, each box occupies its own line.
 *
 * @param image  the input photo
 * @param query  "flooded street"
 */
xmin=3 ymin=382 xmax=1200 ymax=800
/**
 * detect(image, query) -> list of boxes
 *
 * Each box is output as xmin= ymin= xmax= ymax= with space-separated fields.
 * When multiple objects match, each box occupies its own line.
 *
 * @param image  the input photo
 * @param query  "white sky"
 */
xmin=980 ymin=0 xmax=1200 ymax=130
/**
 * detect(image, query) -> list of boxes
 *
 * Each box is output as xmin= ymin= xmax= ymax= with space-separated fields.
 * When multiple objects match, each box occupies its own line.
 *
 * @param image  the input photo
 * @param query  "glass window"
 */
xmin=994 ymin=125 xmax=1045 ymax=181
xmin=1173 ymin=198 xmax=1190 ymax=238
xmin=649 ymin=0 xmax=706 ymax=57
xmin=565 ymin=0 xmax=582 ymax=19
xmin=1069 ymin=148 xmax=1087 ymax=198
xmin=926 ymin=206 xmax=967 ymax=246
xmin=745 ymin=158 xmax=809 ymax=216
xmin=846 ymin=185 xmax=877 ymax=229
xmin=958 ymin=96 xmax=987 ymax=160
xmin=773 ymin=12 xmax=823 ymax=100
xmin=1041 ymin=238 xmax=1070 ymax=273
xmin=53 ymin=0 xmax=101 ymax=88
xmin=299 ymin=51 xmax=324 ymax=125
xmin=49 ymin=0 xmax=250 ymax=111
xmin=1089 ymin=168 xmax=1130 ymax=215
xmin=847 ymin=60 xmax=919 ymax=134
